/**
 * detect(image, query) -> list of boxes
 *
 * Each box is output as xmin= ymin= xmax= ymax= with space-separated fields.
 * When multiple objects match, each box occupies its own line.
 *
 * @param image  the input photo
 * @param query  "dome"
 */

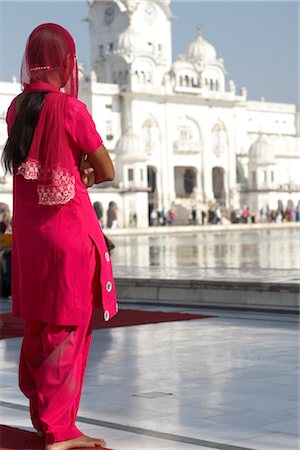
xmin=249 ymin=135 xmax=275 ymax=165
xmin=115 ymin=128 xmax=146 ymax=161
xmin=185 ymin=30 xmax=217 ymax=63
xmin=117 ymin=25 xmax=145 ymax=55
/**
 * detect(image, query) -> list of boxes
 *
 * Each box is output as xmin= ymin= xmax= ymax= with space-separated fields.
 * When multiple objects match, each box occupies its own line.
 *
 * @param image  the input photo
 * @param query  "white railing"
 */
xmin=173 ymin=140 xmax=200 ymax=153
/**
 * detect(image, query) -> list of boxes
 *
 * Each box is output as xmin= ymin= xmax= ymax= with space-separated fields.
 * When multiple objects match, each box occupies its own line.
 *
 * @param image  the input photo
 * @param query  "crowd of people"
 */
xmin=150 ymin=207 xmax=176 ymax=226
xmin=148 ymin=203 xmax=300 ymax=226
xmin=231 ymin=205 xmax=300 ymax=224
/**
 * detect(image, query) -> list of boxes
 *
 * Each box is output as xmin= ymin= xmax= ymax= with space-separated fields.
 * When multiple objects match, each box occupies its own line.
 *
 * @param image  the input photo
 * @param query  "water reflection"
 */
xmin=112 ymin=228 xmax=299 ymax=270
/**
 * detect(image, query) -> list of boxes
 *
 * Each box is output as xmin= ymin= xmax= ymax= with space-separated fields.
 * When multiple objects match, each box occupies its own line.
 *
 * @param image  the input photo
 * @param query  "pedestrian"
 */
xmin=150 ymin=208 xmax=158 ymax=226
xmin=93 ymin=201 xmax=104 ymax=227
xmin=2 ymin=23 xmax=117 ymax=449
xmin=201 ymin=210 xmax=206 ymax=225
xmin=107 ymin=201 xmax=118 ymax=228
xmin=192 ymin=207 xmax=197 ymax=225
xmin=168 ymin=207 xmax=176 ymax=225
xmin=215 ymin=206 xmax=222 ymax=225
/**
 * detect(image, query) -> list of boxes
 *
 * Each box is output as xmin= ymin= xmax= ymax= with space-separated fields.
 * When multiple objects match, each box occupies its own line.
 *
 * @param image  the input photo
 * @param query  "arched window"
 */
xmin=142 ymin=118 xmax=159 ymax=154
xmin=212 ymin=122 xmax=227 ymax=157
xmin=174 ymin=167 xmax=197 ymax=196
xmin=184 ymin=75 xmax=189 ymax=87
xmin=212 ymin=167 xmax=225 ymax=205
xmin=184 ymin=168 xmax=195 ymax=194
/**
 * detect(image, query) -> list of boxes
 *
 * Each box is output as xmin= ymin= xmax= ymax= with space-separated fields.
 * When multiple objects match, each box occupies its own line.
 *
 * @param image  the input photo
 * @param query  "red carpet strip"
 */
xmin=0 ymin=309 xmax=213 ymax=339
xmin=0 ymin=425 xmax=108 ymax=449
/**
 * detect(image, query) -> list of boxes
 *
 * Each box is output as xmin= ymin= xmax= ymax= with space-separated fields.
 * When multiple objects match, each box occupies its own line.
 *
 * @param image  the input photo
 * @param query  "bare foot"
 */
xmin=37 ymin=430 xmax=45 ymax=438
xmin=45 ymin=434 xmax=106 ymax=450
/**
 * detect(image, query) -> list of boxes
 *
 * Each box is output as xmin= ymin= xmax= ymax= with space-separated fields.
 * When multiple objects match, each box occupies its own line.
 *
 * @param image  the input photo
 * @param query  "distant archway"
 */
xmin=174 ymin=166 xmax=197 ymax=197
xmin=212 ymin=167 xmax=225 ymax=205
xmin=147 ymin=166 xmax=158 ymax=223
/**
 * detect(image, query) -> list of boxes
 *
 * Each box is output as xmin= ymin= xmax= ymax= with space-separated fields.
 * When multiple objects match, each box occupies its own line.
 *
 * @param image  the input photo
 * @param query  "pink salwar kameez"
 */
xmin=6 ymin=69 xmax=117 ymax=444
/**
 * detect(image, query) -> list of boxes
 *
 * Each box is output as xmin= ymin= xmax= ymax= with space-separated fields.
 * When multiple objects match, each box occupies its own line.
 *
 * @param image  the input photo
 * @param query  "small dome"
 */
xmin=249 ymin=135 xmax=275 ymax=164
xmin=116 ymin=128 xmax=146 ymax=161
xmin=185 ymin=30 xmax=217 ymax=63
xmin=117 ymin=25 xmax=145 ymax=55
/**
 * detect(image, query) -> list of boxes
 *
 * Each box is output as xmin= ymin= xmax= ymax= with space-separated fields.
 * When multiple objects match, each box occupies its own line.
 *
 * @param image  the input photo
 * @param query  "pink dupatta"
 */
xmin=15 ymin=23 xmax=79 ymax=206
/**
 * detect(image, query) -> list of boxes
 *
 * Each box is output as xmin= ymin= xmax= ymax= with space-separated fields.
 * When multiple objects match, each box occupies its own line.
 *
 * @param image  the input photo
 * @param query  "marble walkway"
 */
xmin=0 ymin=300 xmax=298 ymax=450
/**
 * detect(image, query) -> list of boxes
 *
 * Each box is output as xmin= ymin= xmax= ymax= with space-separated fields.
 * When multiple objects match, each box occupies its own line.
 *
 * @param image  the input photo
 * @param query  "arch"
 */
xmin=184 ymin=168 xmax=195 ymax=194
xmin=174 ymin=166 xmax=197 ymax=197
xmin=177 ymin=115 xmax=202 ymax=147
xmin=147 ymin=166 xmax=157 ymax=193
xmin=212 ymin=121 xmax=227 ymax=157
xmin=142 ymin=116 xmax=159 ymax=153
xmin=142 ymin=113 xmax=159 ymax=129
xmin=212 ymin=120 xmax=226 ymax=132
xmin=212 ymin=167 xmax=225 ymax=205
xmin=236 ymin=160 xmax=247 ymax=185
xmin=147 ymin=166 xmax=159 ymax=222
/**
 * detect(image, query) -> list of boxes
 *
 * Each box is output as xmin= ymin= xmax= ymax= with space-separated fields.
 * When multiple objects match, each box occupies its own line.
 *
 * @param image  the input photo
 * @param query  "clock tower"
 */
xmin=87 ymin=0 xmax=173 ymax=89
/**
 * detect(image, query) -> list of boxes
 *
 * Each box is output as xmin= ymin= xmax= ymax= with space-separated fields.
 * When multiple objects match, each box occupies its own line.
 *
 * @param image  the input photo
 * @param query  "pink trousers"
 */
xmin=19 ymin=314 xmax=94 ymax=444
xmin=18 ymin=241 xmax=100 ymax=444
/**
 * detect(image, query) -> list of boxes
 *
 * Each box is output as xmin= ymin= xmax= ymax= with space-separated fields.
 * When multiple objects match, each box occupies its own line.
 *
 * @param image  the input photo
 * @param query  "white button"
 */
xmin=104 ymin=310 xmax=110 ymax=321
xmin=106 ymin=281 xmax=112 ymax=292
xmin=105 ymin=251 xmax=110 ymax=262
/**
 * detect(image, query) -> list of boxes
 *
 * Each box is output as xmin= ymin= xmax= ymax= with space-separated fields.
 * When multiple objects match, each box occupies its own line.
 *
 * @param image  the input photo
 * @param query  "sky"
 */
xmin=0 ymin=1 xmax=298 ymax=104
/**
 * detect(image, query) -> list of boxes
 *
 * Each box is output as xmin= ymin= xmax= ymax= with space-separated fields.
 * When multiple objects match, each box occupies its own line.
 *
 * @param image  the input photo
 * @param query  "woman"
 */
xmin=2 ymin=23 xmax=118 ymax=449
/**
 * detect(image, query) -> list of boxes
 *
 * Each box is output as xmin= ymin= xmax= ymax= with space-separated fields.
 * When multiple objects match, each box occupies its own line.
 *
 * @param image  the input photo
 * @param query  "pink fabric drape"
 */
xmin=15 ymin=23 xmax=80 ymax=205
xmin=21 ymin=23 xmax=78 ymax=98
xmin=16 ymin=84 xmax=76 ymax=205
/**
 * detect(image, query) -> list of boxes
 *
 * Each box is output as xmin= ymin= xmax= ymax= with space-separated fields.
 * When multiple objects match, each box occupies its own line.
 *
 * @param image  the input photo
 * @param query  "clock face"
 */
xmin=144 ymin=3 xmax=157 ymax=25
xmin=104 ymin=6 xmax=115 ymax=25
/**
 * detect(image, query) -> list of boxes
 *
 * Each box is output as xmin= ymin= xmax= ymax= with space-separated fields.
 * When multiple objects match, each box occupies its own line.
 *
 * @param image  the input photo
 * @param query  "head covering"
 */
xmin=21 ymin=23 xmax=78 ymax=98
xmin=15 ymin=24 xmax=79 ymax=205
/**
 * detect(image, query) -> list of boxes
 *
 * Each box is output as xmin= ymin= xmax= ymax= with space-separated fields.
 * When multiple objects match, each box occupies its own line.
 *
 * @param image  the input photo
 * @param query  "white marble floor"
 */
xmin=0 ymin=304 xmax=299 ymax=450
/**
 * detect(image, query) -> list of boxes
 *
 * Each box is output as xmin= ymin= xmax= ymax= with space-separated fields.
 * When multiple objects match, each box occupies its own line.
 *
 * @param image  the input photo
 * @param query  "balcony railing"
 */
xmin=173 ymin=140 xmax=200 ymax=154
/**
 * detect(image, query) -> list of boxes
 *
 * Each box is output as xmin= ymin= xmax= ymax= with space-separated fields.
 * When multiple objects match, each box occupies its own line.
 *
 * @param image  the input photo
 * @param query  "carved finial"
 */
xmin=128 ymin=11 xmax=132 ymax=26
xmin=197 ymin=25 xmax=202 ymax=37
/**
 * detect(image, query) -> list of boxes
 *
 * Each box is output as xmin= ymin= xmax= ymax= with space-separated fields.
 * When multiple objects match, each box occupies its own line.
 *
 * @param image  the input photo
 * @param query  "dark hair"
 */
xmin=2 ymin=92 xmax=47 ymax=174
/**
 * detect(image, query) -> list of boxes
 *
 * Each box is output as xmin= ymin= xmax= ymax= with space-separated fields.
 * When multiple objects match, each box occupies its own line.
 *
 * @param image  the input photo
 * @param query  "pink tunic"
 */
xmin=7 ymin=95 xmax=117 ymax=325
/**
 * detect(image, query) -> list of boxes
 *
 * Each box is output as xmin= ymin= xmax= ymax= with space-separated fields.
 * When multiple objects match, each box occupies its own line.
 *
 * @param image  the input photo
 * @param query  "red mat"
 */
xmin=0 ymin=309 xmax=212 ymax=339
xmin=0 ymin=425 xmax=108 ymax=449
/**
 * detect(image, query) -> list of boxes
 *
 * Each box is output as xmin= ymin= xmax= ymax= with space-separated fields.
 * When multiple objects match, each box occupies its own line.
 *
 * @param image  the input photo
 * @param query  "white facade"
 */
xmin=0 ymin=0 xmax=299 ymax=226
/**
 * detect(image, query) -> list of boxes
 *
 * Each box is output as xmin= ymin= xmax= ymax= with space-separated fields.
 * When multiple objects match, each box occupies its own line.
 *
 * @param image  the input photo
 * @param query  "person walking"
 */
xmin=2 ymin=23 xmax=117 ymax=449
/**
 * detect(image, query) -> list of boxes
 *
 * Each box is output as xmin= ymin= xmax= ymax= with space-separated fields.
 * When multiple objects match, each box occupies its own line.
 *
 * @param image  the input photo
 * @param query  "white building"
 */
xmin=1 ymin=0 xmax=299 ymax=226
